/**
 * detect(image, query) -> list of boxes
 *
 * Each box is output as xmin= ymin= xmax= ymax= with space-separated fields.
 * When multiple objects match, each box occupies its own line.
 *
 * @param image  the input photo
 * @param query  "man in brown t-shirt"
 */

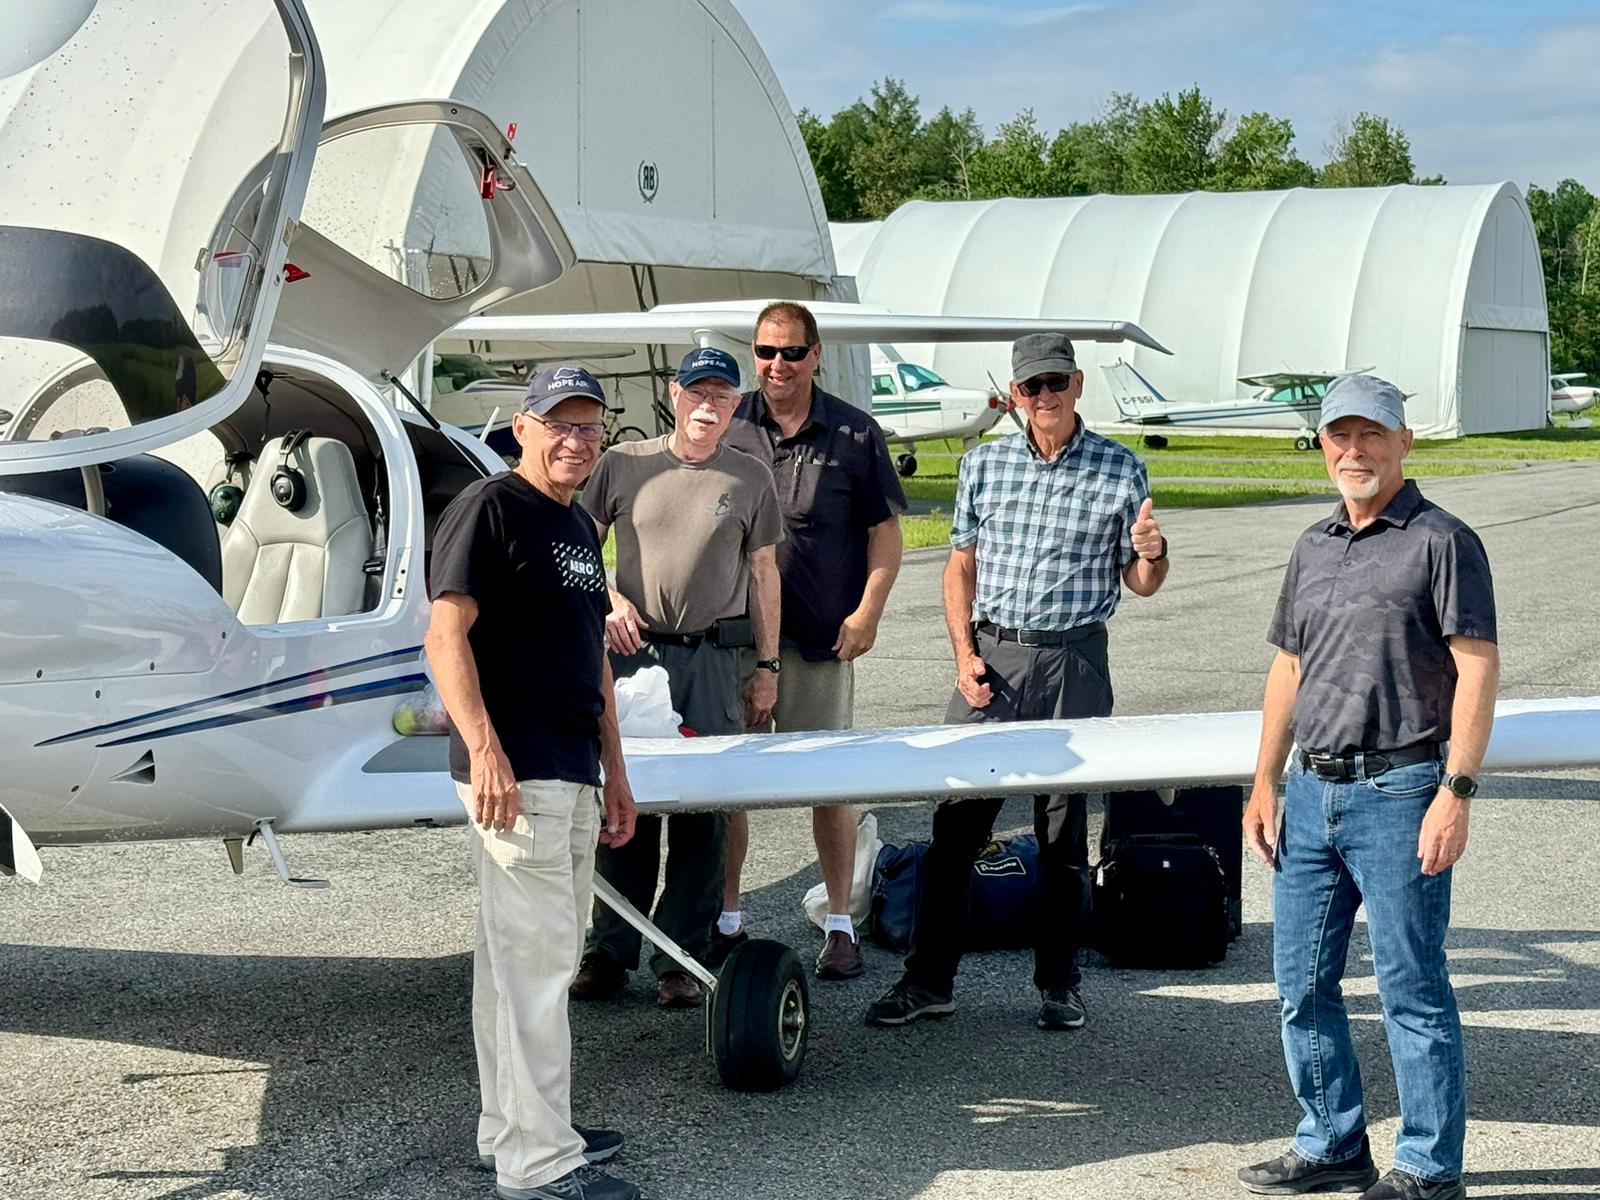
xmin=571 ymin=347 xmax=783 ymax=1008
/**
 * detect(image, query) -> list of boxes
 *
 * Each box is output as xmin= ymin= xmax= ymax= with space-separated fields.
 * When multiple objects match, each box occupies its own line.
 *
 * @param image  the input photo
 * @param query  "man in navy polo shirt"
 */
xmin=1239 ymin=375 xmax=1498 ymax=1200
xmin=718 ymin=301 xmax=907 ymax=982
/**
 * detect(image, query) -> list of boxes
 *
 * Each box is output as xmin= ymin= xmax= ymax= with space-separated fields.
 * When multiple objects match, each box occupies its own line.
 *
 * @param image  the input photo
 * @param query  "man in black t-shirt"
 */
xmin=426 ymin=365 xmax=641 ymax=1200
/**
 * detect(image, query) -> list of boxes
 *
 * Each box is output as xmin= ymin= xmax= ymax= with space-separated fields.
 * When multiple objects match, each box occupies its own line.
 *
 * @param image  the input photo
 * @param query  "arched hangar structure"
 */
xmin=835 ymin=184 xmax=1550 ymax=438
xmin=299 ymin=0 xmax=850 ymax=429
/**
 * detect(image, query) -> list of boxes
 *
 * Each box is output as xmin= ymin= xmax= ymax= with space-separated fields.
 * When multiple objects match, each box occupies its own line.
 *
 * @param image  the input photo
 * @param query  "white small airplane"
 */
xmin=1102 ymin=359 xmax=1375 ymax=450
xmin=1551 ymin=373 xmax=1597 ymax=429
xmin=0 ymin=0 xmax=1177 ymax=1094
xmin=868 ymin=347 xmax=1013 ymax=477
xmin=7 ymin=0 xmax=1600 ymax=1100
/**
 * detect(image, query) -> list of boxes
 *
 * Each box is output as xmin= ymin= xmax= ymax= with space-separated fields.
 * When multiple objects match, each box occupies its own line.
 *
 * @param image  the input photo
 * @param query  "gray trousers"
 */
xmin=904 ymin=622 xmax=1113 ymax=993
xmin=588 ymin=639 xmax=741 ymax=976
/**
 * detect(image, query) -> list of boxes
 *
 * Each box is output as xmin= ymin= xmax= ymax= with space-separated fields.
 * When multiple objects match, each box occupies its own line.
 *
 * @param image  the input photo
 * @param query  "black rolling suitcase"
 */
xmin=1102 ymin=786 xmax=1244 ymax=939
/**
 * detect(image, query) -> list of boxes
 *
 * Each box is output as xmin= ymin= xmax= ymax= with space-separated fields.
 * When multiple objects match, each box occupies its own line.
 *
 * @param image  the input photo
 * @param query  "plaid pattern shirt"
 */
xmin=951 ymin=425 xmax=1149 ymax=631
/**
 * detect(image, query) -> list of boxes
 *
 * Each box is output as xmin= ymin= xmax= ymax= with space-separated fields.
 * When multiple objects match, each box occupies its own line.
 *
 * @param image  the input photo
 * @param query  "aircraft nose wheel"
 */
xmin=709 ymin=938 xmax=810 ymax=1091
xmin=1293 ymin=435 xmax=1321 ymax=452
xmin=895 ymin=452 xmax=918 ymax=478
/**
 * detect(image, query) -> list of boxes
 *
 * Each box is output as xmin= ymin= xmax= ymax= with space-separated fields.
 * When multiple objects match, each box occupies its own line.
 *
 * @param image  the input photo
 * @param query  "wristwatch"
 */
xmin=1442 ymin=772 xmax=1478 ymax=799
xmin=755 ymin=658 xmax=781 ymax=675
xmin=1143 ymin=536 xmax=1169 ymax=564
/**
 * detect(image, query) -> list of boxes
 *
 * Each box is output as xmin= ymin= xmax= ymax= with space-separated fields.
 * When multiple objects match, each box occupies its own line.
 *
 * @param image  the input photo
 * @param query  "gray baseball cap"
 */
xmin=1318 ymin=373 xmax=1406 ymax=431
xmin=522 ymin=365 xmax=606 ymax=416
xmin=1012 ymin=332 xmax=1078 ymax=381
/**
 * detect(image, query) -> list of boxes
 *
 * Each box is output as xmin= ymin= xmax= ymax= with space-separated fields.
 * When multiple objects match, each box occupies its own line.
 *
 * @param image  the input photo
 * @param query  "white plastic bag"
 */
xmin=802 ymin=811 xmax=882 ymax=930
xmin=393 ymin=680 xmax=450 ymax=735
xmin=613 ymin=665 xmax=683 ymax=738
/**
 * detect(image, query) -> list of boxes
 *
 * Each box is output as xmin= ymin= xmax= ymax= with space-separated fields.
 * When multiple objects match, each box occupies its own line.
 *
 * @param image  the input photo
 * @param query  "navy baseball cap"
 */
xmin=677 ymin=346 xmax=741 ymax=388
xmin=1318 ymin=373 xmax=1406 ymax=431
xmin=522 ymin=365 xmax=606 ymax=415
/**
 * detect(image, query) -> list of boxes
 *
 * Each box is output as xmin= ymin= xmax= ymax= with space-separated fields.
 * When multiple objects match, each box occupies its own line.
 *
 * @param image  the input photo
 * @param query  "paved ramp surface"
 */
xmin=4 ymin=465 xmax=1598 ymax=1199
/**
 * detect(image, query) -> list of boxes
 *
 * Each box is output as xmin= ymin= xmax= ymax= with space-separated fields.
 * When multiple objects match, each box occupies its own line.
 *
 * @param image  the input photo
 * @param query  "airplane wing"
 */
xmin=1237 ymin=369 xmax=1360 ymax=388
xmin=1554 ymin=372 xmax=1588 ymax=383
xmin=451 ymin=304 xmax=1172 ymax=355
xmin=288 ymin=695 xmax=1600 ymax=833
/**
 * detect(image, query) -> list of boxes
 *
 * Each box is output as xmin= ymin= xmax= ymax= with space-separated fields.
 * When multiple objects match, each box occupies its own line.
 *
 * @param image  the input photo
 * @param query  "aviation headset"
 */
xmin=270 ymin=429 xmax=312 ymax=512
xmin=207 ymin=452 xmax=251 ymax=526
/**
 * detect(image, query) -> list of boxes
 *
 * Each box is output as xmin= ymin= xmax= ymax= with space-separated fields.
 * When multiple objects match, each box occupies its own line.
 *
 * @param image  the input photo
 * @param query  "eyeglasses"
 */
xmin=683 ymin=383 xmax=740 ymax=407
xmin=530 ymin=416 xmax=605 ymax=442
xmin=753 ymin=343 xmax=815 ymax=362
xmin=1019 ymin=373 xmax=1077 ymax=398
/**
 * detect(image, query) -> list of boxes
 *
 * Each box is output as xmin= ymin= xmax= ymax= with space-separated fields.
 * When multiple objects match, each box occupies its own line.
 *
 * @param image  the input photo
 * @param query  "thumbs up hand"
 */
xmin=1131 ymin=496 xmax=1166 ymax=562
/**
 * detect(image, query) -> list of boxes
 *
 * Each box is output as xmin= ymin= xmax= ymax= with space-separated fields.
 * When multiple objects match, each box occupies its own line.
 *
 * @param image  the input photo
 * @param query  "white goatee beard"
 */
xmin=1336 ymin=471 xmax=1383 ymax=501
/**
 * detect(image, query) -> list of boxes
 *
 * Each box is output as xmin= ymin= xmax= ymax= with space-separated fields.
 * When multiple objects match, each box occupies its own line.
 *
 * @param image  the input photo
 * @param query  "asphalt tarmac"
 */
xmin=4 ymin=462 xmax=1598 ymax=1200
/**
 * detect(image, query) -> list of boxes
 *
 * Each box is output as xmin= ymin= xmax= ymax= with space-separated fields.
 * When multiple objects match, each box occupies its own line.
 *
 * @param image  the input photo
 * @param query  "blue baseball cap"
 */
xmin=677 ymin=346 xmax=741 ymax=388
xmin=522 ymin=365 xmax=606 ymax=415
xmin=1319 ymin=373 xmax=1406 ymax=431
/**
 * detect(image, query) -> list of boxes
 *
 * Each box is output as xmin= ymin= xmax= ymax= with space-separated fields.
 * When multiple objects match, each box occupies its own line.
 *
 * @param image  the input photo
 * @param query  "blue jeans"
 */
xmin=1273 ymin=755 xmax=1466 ymax=1182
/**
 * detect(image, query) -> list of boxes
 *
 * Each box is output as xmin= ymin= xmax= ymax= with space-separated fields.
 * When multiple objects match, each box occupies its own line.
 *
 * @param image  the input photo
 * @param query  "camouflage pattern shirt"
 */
xmin=1268 ymin=479 xmax=1496 ymax=754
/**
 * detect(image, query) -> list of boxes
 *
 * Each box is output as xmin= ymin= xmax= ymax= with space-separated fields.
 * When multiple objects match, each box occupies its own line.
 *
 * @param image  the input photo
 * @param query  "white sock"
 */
xmin=717 ymin=910 xmax=742 ymax=936
xmin=823 ymin=913 xmax=856 ymax=942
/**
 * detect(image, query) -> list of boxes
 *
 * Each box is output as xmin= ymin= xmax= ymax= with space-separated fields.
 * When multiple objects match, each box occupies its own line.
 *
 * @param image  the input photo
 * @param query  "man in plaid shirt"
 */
xmin=866 ymin=332 xmax=1170 ymax=1032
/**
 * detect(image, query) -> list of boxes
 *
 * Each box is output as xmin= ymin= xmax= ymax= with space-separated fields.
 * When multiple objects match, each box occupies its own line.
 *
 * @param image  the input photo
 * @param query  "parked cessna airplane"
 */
xmin=1102 ymin=358 xmax=1373 ymax=450
xmin=6 ymin=0 xmax=1600 ymax=1098
xmin=869 ymin=346 xmax=1013 ymax=477
xmin=1551 ymin=372 xmax=1597 ymax=428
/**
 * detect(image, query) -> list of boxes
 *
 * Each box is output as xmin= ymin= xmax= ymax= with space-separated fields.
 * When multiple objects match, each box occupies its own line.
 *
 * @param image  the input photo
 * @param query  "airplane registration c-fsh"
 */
xmin=4 ymin=0 xmax=1600 ymax=1093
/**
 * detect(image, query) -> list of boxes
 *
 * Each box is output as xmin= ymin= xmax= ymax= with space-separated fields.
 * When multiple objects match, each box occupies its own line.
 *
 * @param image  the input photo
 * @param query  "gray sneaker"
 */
xmin=481 ymin=1126 xmax=623 ymax=1172
xmin=1038 ymin=985 xmax=1087 ymax=1031
xmin=498 ymin=1163 xmax=641 ymax=1200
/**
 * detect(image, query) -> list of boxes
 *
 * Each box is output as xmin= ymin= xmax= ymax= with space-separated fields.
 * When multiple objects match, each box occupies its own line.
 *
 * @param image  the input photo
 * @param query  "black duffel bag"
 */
xmin=1092 ymin=833 xmax=1229 ymax=968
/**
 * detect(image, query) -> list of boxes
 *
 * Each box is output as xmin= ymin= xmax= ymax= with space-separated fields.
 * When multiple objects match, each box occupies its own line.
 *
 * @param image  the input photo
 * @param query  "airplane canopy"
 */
xmin=0 ymin=0 xmax=324 ymax=474
xmin=836 ymin=185 xmax=1551 ymax=439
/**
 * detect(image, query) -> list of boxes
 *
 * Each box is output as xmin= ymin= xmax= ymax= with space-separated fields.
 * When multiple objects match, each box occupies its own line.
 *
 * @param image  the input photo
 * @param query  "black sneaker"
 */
xmin=498 ymin=1163 xmax=641 ymax=1200
xmin=1238 ymin=1135 xmax=1378 ymax=1195
xmin=574 ymin=1125 xmax=623 ymax=1164
xmin=705 ymin=927 xmax=748 ymax=970
xmin=479 ymin=1125 xmax=625 ymax=1171
xmin=1038 ymin=985 xmax=1087 ymax=1030
xmin=1359 ymin=1169 xmax=1464 ymax=1200
xmin=863 ymin=976 xmax=954 ymax=1026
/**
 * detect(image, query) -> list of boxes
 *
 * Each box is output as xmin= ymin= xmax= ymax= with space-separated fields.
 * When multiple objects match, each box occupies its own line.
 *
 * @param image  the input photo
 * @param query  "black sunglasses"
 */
xmin=753 ymin=343 xmax=815 ymax=362
xmin=1019 ymin=373 xmax=1077 ymax=397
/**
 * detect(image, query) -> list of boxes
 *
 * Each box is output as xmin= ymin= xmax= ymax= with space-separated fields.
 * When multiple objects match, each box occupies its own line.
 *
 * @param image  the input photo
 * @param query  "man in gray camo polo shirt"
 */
xmin=1239 ymin=375 xmax=1499 ymax=1200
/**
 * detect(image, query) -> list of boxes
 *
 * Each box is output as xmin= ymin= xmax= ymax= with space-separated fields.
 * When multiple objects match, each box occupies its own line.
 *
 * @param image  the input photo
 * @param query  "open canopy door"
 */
xmin=0 ymin=0 xmax=325 ymax=475
xmin=266 ymin=101 xmax=575 ymax=383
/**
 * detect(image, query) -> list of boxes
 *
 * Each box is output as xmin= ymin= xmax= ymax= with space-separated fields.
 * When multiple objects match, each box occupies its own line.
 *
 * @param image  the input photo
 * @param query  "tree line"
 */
xmin=804 ymin=80 xmax=1598 ymax=379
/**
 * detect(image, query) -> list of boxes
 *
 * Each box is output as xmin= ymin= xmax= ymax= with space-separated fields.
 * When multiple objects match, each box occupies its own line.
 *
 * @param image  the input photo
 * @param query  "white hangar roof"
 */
xmin=835 ymin=184 xmax=1550 ymax=438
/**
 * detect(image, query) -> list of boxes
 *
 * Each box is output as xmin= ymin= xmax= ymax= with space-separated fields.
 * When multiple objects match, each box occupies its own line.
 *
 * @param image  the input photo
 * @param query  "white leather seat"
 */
xmin=222 ymin=435 xmax=373 ymax=623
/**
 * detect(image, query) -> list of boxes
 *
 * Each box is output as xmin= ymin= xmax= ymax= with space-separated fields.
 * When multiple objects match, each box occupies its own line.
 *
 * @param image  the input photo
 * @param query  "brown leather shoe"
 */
xmin=815 ymin=930 xmax=865 ymax=980
xmin=656 ymin=970 xmax=704 ymax=1008
xmin=570 ymin=954 xmax=626 ymax=1001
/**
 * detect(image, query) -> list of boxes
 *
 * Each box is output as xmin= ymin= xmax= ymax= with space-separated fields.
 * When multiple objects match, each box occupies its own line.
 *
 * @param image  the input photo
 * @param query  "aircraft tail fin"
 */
xmin=1100 ymin=358 xmax=1170 ymax=421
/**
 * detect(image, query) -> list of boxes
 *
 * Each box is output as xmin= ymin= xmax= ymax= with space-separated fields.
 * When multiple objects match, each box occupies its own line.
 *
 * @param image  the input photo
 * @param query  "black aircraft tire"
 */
xmin=711 ymin=939 xmax=809 ymax=1092
xmin=896 ymin=453 xmax=918 ymax=478
xmin=1293 ymin=436 xmax=1313 ymax=452
xmin=1142 ymin=434 xmax=1168 ymax=449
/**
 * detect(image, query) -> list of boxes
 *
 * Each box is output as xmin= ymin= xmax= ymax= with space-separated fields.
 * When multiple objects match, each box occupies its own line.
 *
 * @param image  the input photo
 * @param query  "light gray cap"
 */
xmin=1318 ymin=373 xmax=1406 ymax=431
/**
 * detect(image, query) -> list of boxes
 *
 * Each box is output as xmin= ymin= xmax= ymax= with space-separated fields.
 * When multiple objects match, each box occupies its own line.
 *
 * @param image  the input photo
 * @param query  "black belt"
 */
xmin=1299 ymin=742 xmax=1441 ymax=782
xmin=641 ymin=619 xmax=750 ymax=650
xmin=976 ymin=620 xmax=1105 ymax=648
xmin=642 ymin=629 xmax=711 ymax=648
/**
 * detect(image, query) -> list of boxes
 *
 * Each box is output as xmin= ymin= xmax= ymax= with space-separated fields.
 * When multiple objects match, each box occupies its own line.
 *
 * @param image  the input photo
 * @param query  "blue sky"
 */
xmin=729 ymin=0 xmax=1599 ymax=191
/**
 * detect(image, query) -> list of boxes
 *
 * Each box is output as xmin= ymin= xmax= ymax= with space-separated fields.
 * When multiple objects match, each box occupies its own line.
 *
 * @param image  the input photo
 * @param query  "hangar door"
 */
xmin=1459 ymin=328 xmax=1549 ymax=434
